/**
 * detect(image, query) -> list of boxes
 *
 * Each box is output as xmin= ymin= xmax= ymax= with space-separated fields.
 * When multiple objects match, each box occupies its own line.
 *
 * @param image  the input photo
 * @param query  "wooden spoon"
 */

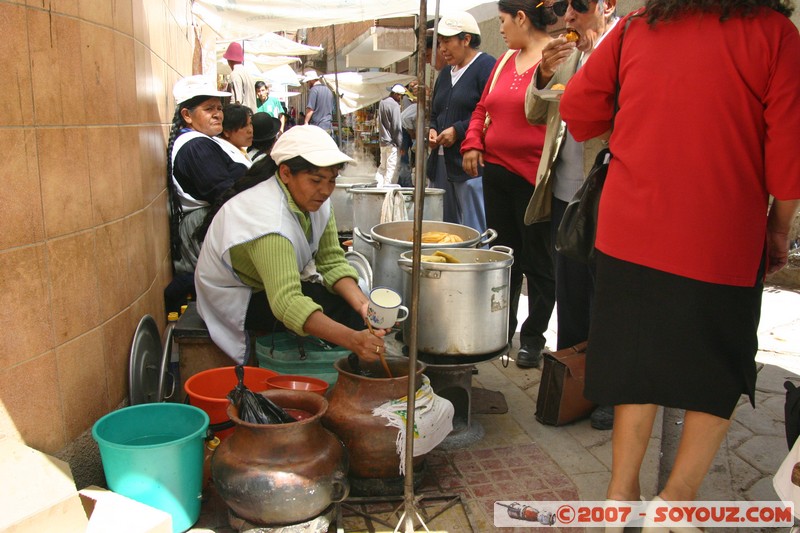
xmin=365 ymin=320 xmax=393 ymax=378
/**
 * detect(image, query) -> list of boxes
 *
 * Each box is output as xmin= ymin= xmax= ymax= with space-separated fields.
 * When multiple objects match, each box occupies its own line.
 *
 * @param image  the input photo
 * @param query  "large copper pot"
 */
xmin=322 ymin=356 xmax=426 ymax=484
xmin=211 ymin=389 xmax=349 ymax=526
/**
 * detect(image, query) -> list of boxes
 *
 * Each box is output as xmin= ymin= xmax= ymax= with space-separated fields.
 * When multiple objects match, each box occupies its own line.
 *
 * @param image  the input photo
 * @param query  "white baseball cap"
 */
xmin=389 ymin=84 xmax=406 ymax=95
xmin=270 ymin=126 xmax=354 ymax=167
xmin=436 ymin=12 xmax=481 ymax=37
xmin=173 ymin=75 xmax=230 ymax=106
xmin=301 ymin=69 xmax=320 ymax=83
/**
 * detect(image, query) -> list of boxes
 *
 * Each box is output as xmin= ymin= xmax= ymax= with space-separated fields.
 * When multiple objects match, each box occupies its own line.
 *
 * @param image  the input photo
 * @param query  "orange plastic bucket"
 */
xmin=184 ymin=366 xmax=277 ymax=440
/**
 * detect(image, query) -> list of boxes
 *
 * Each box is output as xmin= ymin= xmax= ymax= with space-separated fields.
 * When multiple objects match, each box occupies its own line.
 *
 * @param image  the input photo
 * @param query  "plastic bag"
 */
xmin=227 ymin=365 xmax=295 ymax=424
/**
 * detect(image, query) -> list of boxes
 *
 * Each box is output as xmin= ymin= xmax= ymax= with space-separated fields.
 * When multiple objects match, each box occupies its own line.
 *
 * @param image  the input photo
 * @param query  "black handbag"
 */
xmin=553 ymin=16 xmax=634 ymax=264
xmin=555 ymin=149 xmax=610 ymax=263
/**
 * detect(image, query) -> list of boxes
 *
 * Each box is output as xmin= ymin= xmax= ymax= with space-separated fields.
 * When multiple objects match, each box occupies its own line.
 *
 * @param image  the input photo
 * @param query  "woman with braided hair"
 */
xmin=167 ymin=76 xmax=249 ymax=279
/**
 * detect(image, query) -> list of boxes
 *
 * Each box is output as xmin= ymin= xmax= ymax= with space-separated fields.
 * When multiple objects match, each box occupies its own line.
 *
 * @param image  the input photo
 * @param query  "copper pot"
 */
xmin=322 ymin=356 xmax=426 ymax=481
xmin=212 ymin=389 xmax=349 ymax=526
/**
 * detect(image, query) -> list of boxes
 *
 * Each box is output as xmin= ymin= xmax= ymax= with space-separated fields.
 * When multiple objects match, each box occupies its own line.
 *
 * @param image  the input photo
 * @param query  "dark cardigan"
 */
xmin=427 ymin=52 xmax=496 ymax=183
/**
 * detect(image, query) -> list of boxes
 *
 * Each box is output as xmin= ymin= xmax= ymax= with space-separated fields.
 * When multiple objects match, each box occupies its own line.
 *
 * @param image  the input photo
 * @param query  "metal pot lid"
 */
xmin=345 ymin=250 xmax=373 ymax=294
xmin=128 ymin=315 xmax=167 ymax=405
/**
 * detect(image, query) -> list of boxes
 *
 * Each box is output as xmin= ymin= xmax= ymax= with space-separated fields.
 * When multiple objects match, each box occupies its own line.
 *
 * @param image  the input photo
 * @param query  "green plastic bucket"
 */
xmin=92 ymin=403 xmax=209 ymax=533
xmin=255 ymin=334 xmax=346 ymax=385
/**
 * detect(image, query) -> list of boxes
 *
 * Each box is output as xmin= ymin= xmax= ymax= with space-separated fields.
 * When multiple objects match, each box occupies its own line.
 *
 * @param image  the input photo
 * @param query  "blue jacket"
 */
xmin=427 ymin=52 xmax=496 ymax=183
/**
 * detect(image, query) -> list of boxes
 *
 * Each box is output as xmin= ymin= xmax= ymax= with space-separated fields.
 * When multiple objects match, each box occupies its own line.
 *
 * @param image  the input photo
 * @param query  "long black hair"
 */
xmin=498 ymin=0 xmax=559 ymax=30
xmin=193 ymin=156 xmax=345 ymax=242
xmin=641 ymin=0 xmax=792 ymax=23
xmin=166 ymin=94 xmax=222 ymax=264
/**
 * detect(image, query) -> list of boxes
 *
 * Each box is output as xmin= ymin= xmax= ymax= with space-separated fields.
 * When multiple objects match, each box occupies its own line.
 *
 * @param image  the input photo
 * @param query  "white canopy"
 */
xmin=193 ymin=0 xmax=495 ymax=36
xmin=217 ymin=33 xmax=323 ymax=56
xmin=217 ymin=55 xmax=301 ymax=76
xmin=322 ymin=71 xmax=416 ymax=114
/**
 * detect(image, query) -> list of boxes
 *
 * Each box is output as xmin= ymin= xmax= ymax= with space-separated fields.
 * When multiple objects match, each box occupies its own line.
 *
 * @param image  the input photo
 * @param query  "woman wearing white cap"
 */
xmin=167 ymin=75 xmax=249 ymax=282
xmin=427 ymin=11 xmax=496 ymax=232
xmin=194 ymin=125 xmax=388 ymax=365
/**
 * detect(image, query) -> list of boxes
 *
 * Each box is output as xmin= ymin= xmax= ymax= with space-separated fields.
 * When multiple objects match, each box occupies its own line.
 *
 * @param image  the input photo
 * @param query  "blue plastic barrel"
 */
xmin=92 ymin=403 xmax=209 ymax=532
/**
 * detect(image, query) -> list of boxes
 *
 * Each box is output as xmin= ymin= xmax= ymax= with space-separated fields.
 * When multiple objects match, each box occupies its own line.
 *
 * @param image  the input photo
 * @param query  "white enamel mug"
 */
xmin=367 ymin=287 xmax=409 ymax=328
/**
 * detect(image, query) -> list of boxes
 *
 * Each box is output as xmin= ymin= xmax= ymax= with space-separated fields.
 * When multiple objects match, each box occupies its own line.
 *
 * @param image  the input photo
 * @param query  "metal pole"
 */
xmin=397 ymin=0 xmax=433 ymax=530
xmin=331 ymin=24 xmax=344 ymax=149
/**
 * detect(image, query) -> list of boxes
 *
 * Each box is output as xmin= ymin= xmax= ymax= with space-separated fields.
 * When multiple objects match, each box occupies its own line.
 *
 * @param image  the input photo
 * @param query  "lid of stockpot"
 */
xmin=128 ymin=315 xmax=168 ymax=405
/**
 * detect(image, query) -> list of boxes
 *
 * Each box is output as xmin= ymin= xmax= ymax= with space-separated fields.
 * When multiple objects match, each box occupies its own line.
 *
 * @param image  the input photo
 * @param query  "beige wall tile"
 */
xmin=112 ymin=0 xmax=134 ymax=35
xmin=140 ymin=125 xmax=166 ymax=204
xmin=29 ymin=0 xmax=79 ymax=17
xmin=79 ymin=0 xmax=113 ymax=27
xmin=38 ymin=127 xmax=93 ymax=238
xmin=102 ymin=307 xmax=134 ymax=407
xmin=131 ymin=0 xmax=147 ymax=46
xmin=27 ymin=8 xmax=63 ymax=125
xmin=55 ymin=15 xmax=88 ymax=125
xmin=146 ymin=0 xmax=167 ymax=61
xmin=150 ymin=189 xmax=170 ymax=272
xmin=1 ymin=3 xmax=34 ymax=125
xmin=0 ymin=245 xmax=54 ymax=368
xmin=47 ymin=231 xmax=100 ymax=343
xmin=81 ymin=23 xmax=119 ymax=125
xmin=153 ymin=57 xmax=170 ymax=125
xmin=56 ymin=328 xmax=109 ymax=441
xmin=95 ymin=221 xmax=131 ymax=322
xmin=0 ymin=129 xmax=44 ymax=250
xmin=134 ymin=40 xmax=154 ymax=124
xmin=0 ymin=352 xmax=66 ymax=453
xmin=124 ymin=210 xmax=151 ymax=301
xmin=87 ymin=127 xmax=125 ymax=224
xmin=5 ymin=0 xmax=193 ymax=460
xmin=119 ymin=125 xmax=144 ymax=214
xmin=114 ymin=33 xmax=138 ymax=125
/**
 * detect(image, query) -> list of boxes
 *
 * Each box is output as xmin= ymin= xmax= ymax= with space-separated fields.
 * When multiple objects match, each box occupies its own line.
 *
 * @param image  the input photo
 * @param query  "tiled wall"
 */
xmin=0 ymin=0 xmax=193 ymax=457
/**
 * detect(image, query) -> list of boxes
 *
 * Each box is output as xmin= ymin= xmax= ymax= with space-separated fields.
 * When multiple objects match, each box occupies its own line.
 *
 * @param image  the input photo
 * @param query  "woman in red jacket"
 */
xmin=560 ymin=0 xmax=800 ymax=520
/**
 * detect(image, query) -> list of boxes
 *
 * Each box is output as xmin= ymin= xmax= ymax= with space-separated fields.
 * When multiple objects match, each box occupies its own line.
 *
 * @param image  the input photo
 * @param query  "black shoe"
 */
xmin=590 ymin=405 xmax=614 ymax=430
xmin=515 ymin=344 xmax=542 ymax=369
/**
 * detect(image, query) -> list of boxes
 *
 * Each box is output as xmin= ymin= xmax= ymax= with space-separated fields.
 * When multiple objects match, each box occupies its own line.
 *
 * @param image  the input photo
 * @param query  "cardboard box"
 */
xmin=80 ymin=486 xmax=172 ymax=533
xmin=0 ymin=435 xmax=88 ymax=533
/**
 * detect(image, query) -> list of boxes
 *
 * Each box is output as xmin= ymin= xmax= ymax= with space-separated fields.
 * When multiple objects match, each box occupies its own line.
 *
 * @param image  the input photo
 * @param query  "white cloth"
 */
xmin=195 ymin=176 xmax=329 ymax=363
xmin=372 ymin=375 xmax=454 ymax=475
xmin=379 ymin=188 xmax=407 ymax=224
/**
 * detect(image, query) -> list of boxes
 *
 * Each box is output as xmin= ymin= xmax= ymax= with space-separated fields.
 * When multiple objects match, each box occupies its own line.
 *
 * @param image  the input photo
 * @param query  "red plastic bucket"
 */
xmin=184 ymin=366 xmax=277 ymax=440
xmin=266 ymin=374 xmax=329 ymax=396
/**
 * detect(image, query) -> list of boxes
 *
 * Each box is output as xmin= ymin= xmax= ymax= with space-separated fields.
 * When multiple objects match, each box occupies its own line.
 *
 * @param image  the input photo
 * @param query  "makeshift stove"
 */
xmin=227 ymin=505 xmax=334 ymax=532
xmin=400 ymin=339 xmax=511 ymax=449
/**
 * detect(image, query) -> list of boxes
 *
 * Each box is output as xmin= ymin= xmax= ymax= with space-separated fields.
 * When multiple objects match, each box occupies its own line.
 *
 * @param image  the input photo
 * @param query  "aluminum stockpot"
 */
xmin=349 ymin=187 xmax=444 ymax=238
xmin=330 ymin=176 xmax=375 ymax=233
xmin=398 ymin=246 xmax=514 ymax=356
xmin=355 ymin=221 xmax=498 ymax=296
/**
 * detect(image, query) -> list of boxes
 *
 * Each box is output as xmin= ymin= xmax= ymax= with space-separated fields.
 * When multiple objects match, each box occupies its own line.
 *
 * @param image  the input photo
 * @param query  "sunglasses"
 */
xmin=550 ymin=0 xmax=591 ymax=16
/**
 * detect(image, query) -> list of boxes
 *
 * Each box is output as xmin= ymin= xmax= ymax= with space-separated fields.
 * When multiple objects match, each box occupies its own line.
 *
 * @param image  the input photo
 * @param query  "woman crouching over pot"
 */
xmin=195 ymin=125 xmax=388 ymax=365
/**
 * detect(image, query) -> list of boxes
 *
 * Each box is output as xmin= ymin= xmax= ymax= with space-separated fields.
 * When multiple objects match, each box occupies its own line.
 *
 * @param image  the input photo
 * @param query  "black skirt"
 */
xmin=584 ymin=251 xmax=764 ymax=419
